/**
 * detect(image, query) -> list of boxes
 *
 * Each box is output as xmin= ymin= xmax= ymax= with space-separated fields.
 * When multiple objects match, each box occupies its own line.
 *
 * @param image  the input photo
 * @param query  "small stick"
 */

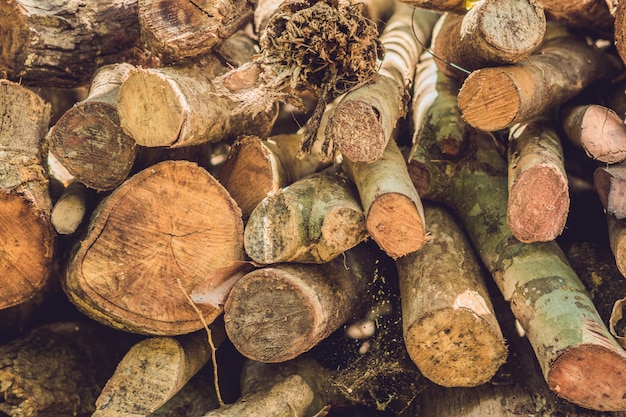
xmin=594 ymin=161 xmax=626 ymax=220
xmin=51 ymin=181 xmax=93 ymax=235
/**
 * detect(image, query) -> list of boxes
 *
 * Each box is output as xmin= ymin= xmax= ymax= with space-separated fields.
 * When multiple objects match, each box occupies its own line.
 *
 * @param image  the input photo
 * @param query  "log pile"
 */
xmin=3 ymin=0 xmax=626 ymax=416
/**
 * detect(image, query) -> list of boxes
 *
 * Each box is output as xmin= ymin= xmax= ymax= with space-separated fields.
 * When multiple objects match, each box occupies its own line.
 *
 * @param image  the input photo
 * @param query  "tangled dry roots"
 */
xmin=259 ymin=0 xmax=384 ymax=157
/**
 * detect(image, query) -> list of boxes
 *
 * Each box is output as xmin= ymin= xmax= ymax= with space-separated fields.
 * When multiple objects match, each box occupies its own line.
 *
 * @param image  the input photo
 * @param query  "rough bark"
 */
xmin=408 ymin=126 xmax=626 ymax=411
xmin=561 ymin=103 xmax=626 ymax=164
xmin=594 ymin=161 xmax=626 ymax=220
xmin=243 ymin=170 xmax=367 ymax=264
xmin=396 ymin=201 xmax=507 ymax=387
xmin=62 ymin=160 xmax=245 ymax=335
xmin=217 ymin=133 xmax=331 ymax=219
xmin=537 ymin=0 xmax=614 ymax=40
xmin=325 ymin=5 xmax=438 ymax=162
xmin=342 ymin=139 xmax=426 ymax=259
xmin=48 ymin=63 xmax=137 ymax=191
xmin=0 ymin=80 xmax=55 ymax=310
xmin=391 ymin=0 xmax=469 ymax=14
xmin=431 ymin=0 xmax=545 ymax=80
xmin=224 ymin=242 xmax=379 ymax=363
xmin=51 ymin=180 xmax=93 ymax=235
xmin=458 ymin=24 xmax=623 ymax=132
xmin=138 ymin=0 xmax=255 ymax=63
xmin=507 ymin=118 xmax=570 ymax=243
xmin=0 ymin=0 xmax=141 ymax=87
xmin=118 ymin=34 xmax=278 ymax=148
xmin=608 ymin=214 xmax=626 ymax=279
xmin=0 ymin=322 xmax=137 ymax=417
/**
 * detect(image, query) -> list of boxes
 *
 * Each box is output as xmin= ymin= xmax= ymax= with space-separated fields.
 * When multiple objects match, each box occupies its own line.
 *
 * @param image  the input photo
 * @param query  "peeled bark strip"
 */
xmin=538 ymin=0 xmax=614 ymax=40
xmin=507 ymin=119 xmax=570 ymax=243
xmin=408 ymin=128 xmax=626 ymax=411
xmin=51 ymin=181 xmax=93 ymax=235
xmin=411 ymin=52 xmax=467 ymax=158
xmin=396 ymin=202 xmax=507 ymax=387
xmin=118 ymin=35 xmax=277 ymax=148
xmin=431 ymin=0 xmax=545 ymax=80
xmin=326 ymin=5 xmax=438 ymax=162
xmin=594 ymin=161 xmax=626 ymax=220
xmin=0 ymin=322 xmax=137 ymax=417
xmin=224 ymin=243 xmax=378 ymax=363
xmin=217 ymin=133 xmax=331 ymax=219
xmin=458 ymin=24 xmax=623 ymax=132
xmin=138 ymin=0 xmax=254 ymax=63
xmin=93 ymin=325 xmax=225 ymax=417
xmin=0 ymin=0 xmax=141 ymax=87
xmin=608 ymin=215 xmax=626 ymax=279
xmin=63 ymin=160 xmax=244 ymax=335
xmin=561 ymin=103 xmax=626 ymax=164
xmin=0 ymin=80 xmax=55 ymax=310
xmin=244 ymin=171 xmax=367 ymax=264
xmin=342 ymin=139 xmax=426 ymax=259
xmin=49 ymin=63 xmax=137 ymax=191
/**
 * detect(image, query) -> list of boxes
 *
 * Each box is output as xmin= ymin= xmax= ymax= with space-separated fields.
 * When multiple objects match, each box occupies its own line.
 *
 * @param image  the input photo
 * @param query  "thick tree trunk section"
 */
xmin=217 ymin=133 xmax=331 ymax=219
xmin=431 ymin=0 xmax=545 ymax=80
xmin=138 ymin=0 xmax=254 ymax=63
xmin=396 ymin=202 xmax=507 ymax=387
xmin=0 ymin=0 xmax=141 ymax=87
xmin=507 ymin=118 xmax=570 ymax=243
xmin=458 ymin=24 xmax=623 ymax=132
xmin=594 ymin=162 xmax=626 ymax=220
xmin=538 ymin=0 xmax=614 ymax=40
xmin=325 ymin=5 xmax=438 ymax=162
xmin=561 ymin=103 xmax=626 ymax=164
xmin=62 ymin=160 xmax=245 ymax=335
xmin=243 ymin=170 xmax=367 ymax=264
xmin=408 ymin=127 xmax=626 ymax=410
xmin=0 ymin=322 xmax=137 ymax=417
xmin=342 ymin=139 xmax=426 ymax=259
xmin=48 ymin=63 xmax=137 ymax=191
xmin=0 ymin=80 xmax=55 ymax=310
xmin=224 ymin=243 xmax=379 ymax=363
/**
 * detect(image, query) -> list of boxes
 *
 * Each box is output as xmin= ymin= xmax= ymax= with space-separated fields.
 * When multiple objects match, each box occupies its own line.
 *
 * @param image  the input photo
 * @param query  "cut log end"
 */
xmin=330 ymin=100 xmax=386 ymax=163
xmin=548 ymin=343 xmax=626 ymax=411
xmin=575 ymin=105 xmax=626 ymax=164
xmin=405 ymin=307 xmax=508 ymax=388
xmin=508 ymin=165 xmax=569 ymax=242
xmin=458 ymin=69 xmax=521 ymax=131
xmin=366 ymin=193 xmax=426 ymax=259
xmin=322 ymin=206 xmax=368 ymax=253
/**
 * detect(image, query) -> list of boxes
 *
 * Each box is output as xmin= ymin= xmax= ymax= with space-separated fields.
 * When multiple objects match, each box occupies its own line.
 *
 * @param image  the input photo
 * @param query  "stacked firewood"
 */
xmin=2 ymin=0 xmax=626 ymax=416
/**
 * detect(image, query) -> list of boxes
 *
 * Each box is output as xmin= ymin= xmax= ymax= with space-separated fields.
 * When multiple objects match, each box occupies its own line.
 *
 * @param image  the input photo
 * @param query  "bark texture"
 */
xmin=594 ymin=161 xmax=626 ymax=220
xmin=538 ymin=0 xmax=614 ymax=40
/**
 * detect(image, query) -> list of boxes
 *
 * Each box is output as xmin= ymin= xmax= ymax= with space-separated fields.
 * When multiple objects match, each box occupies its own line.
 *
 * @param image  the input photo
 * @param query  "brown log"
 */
xmin=608 ymin=214 xmax=626 ymax=279
xmin=0 ymin=80 xmax=55 ymax=310
xmin=561 ymin=103 xmax=626 ymax=164
xmin=118 ymin=34 xmax=278 ymax=148
xmin=48 ymin=63 xmax=138 ymax=191
xmin=594 ymin=161 xmax=626 ymax=220
xmin=458 ymin=23 xmax=623 ymax=132
xmin=223 ymin=242 xmax=380 ymax=363
xmin=396 ymin=202 xmax=507 ymax=387
xmin=341 ymin=139 xmax=426 ymax=259
xmin=62 ymin=160 xmax=245 ymax=335
xmin=391 ymin=0 xmax=468 ymax=14
xmin=243 ymin=170 xmax=367 ymax=264
xmin=217 ymin=133 xmax=331 ymax=219
xmin=507 ymin=118 xmax=570 ymax=243
xmin=0 ymin=0 xmax=141 ymax=87
xmin=0 ymin=321 xmax=137 ymax=417
xmin=138 ymin=0 xmax=254 ymax=63
xmin=430 ymin=0 xmax=545 ymax=80
xmin=538 ymin=0 xmax=614 ymax=40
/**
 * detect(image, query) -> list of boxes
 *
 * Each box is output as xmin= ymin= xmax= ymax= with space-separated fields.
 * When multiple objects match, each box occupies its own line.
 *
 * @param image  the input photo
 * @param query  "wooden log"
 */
xmin=396 ymin=201 xmax=507 ymax=387
xmin=507 ymin=118 xmax=570 ymax=243
xmin=0 ymin=321 xmax=137 ymax=417
xmin=0 ymin=0 xmax=141 ymax=87
xmin=217 ymin=133 xmax=331 ymax=219
xmin=457 ymin=24 xmax=623 ymax=132
xmin=51 ymin=180 xmax=94 ymax=235
xmin=243 ymin=170 xmax=367 ymax=264
xmin=118 ymin=33 xmax=278 ymax=148
xmin=223 ymin=242 xmax=380 ymax=363
xmin=391 ymin=0 xmax=469 ymax=14
xmin=0 ymin=80 xmax=55 ymax=310
xmin=342 ymin=139 xmax=426 ymax=259
xmin=325 ymin=5 xmax=438 ymax=162
xmin=608 ymin=215 xmax=626 ymax=279
xmin=430 ymin=0 xmax=545 ymax=80
xmin=62 ymin=160 xmax=245 ymax=335
xmin=594 ymin=161 xmax=626 ymax=220
xmin=561 ymin=103 xmax=626 ymax=164
xmin=93 ymin=322 xmax=226 ymax=417
xmin=408 ymin=125 xmax=626 ymax=410
xmin=538 ymin=0 xmax=614 ymax=40
xmin=48 ymin=63 xmax=137 ymax=191
xmin=138 ymin=0 xmax=255 ymax=63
